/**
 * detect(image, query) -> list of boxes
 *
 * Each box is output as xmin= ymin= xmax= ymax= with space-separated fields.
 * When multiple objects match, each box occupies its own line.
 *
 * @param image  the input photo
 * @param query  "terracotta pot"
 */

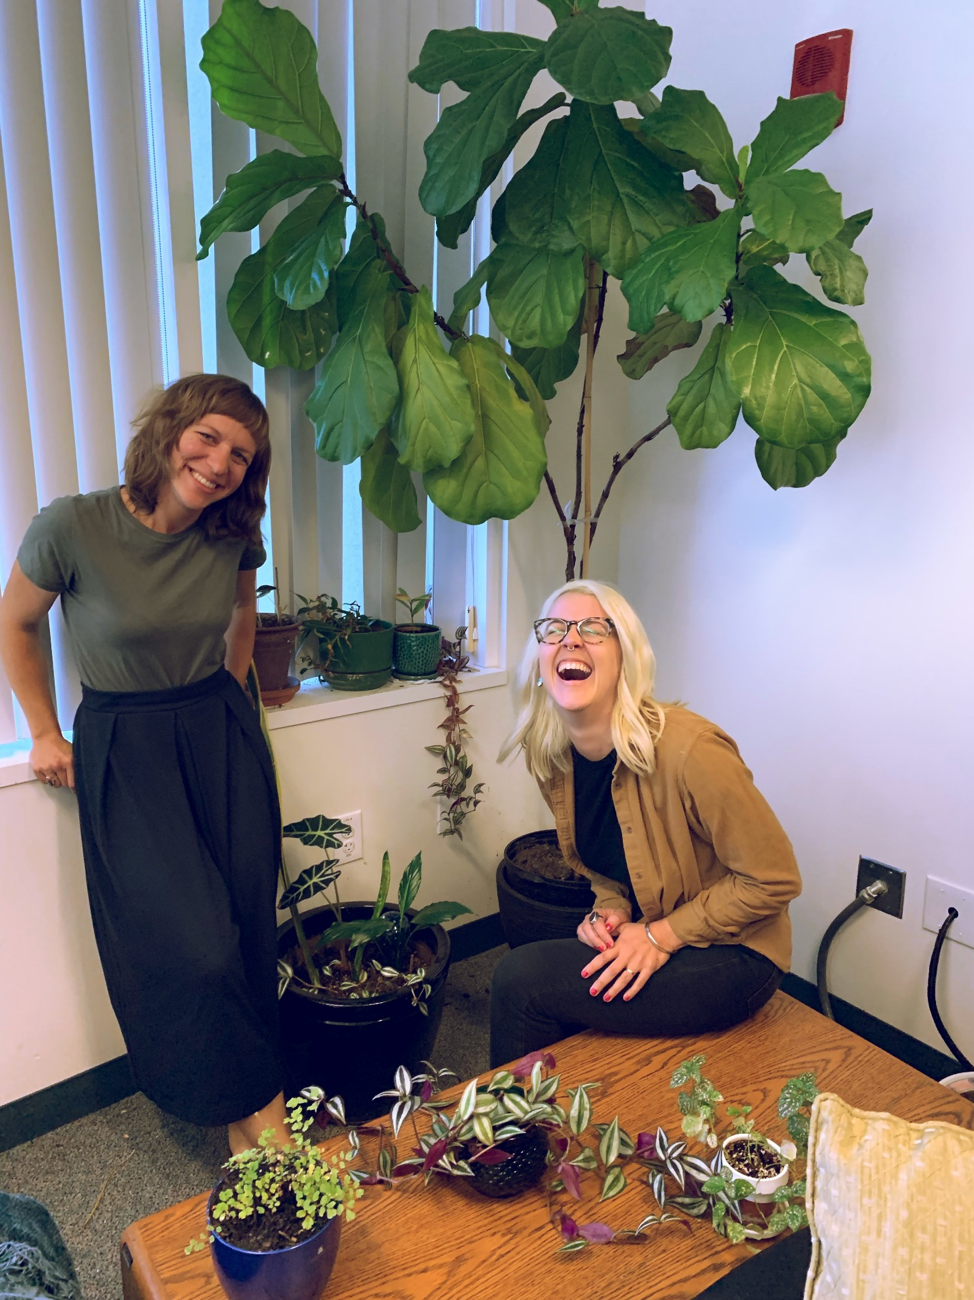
xmin=253 ymin=616 xmax=300 ymax=696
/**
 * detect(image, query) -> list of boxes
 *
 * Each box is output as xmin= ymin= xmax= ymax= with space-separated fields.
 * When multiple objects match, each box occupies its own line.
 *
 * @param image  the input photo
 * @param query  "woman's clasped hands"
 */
xmin=576 ymin=908 xmax=671 ymax=1003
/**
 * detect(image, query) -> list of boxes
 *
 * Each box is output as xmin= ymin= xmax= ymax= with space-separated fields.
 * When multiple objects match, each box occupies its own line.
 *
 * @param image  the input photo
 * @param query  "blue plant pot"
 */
xmin=208 ymin=1189 xmax=342 ymax=1300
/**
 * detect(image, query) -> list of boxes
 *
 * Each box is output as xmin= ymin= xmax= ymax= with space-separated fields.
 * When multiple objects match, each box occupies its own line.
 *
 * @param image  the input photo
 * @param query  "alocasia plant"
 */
xmin=199 ymin=0 xmax=872 ymax=581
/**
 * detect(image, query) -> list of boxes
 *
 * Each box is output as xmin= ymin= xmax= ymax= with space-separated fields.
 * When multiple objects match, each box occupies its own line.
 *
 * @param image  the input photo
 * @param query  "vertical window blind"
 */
xmin=0 ymin=0 xmax=504 ymax=748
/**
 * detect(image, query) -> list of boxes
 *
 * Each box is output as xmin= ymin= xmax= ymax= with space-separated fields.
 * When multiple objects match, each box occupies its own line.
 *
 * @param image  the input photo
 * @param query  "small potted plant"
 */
xmin=669 ymin=1054 xmax=818 ymax=1241
xmin=296 ymin=592 xmax=394 ymax=691
xmin=275 ymin=820 xmax=471 ymax=1121
xmin=253 ymin=580 xmax=301 ymax=706
xmin=186 ymin=1087 xmax=363 ymax=1300
xmin=392 ymin=587 xmax=441 ymax=680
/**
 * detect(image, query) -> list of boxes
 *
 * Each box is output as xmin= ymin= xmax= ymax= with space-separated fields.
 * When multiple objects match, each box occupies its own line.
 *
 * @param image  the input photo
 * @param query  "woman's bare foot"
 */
xmin=228 ymin=1091 xmax=289 ymax=1155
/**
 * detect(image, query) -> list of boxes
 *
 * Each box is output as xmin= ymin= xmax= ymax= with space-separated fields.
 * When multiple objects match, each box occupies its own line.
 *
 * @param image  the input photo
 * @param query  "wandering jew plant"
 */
xmin=200 ymin=0 xmax=872 ymax=580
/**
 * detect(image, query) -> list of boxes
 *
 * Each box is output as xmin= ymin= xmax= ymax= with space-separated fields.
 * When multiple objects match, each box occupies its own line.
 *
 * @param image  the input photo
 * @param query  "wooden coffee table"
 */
xmin=120 ymin=993 xmax=974 ymax=1300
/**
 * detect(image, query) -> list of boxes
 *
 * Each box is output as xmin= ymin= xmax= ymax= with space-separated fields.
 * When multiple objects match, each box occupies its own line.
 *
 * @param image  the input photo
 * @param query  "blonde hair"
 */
xmin=499 ymin=579 xmax=665 ymax=782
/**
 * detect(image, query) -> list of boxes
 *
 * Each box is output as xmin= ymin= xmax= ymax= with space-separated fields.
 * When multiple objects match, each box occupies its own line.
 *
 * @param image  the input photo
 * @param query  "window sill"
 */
xmin=0 ymin=667 xmax=509 ymax=788
xmin=265 ymin=665 xmax=507 ymax=732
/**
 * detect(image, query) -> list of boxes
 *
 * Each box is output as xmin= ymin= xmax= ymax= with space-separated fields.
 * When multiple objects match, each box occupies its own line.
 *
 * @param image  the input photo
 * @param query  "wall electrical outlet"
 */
xmin=335 ymin=811 xmax=363 ymax=863
xmin=856 ymin=857 xmax=906 ymax=918
xmin=922 ymin=877 xmax=974 ymax=950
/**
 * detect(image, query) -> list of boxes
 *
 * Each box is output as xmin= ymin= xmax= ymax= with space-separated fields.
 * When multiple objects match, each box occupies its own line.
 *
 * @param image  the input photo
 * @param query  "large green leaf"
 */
xmin=726 ymin=265 xmax=871 ymax=447
xmin=448 ymin=257 xmax=489 ymax=334
xmin=755 ymin=432 xmax=845 ymax=489
xmin=503 ymin=117 xmax=576 ymax=252
xmin=806 ymin=239 xmax=867 ymax=305
xmin=621 ymin=207 xmax=739 ymax=330
xmin=278 ymin=859 xmax=341 ymax=910
xmin=359 ymin=426 xmax=422 ymax=532
xmin=272 ymin=189 xmax=347 ymax=309
xmin=747 ymin=92 xmax=842 ymax=180
xmin=200 ymin=0 xmax=342 ymax=158
xmin=436 ymin=93 xmax=566 ymax=249
xmin=501 ymin=348 xmax=551 ymax=438
xmin=835 ymin=208 xmax=872 ymax=249
xmin=746 ymin=169 xmax=843 ymax=253
xmin=415 ymin=39 xmax=544 ymax=217
xmin=543 ymin=8 xmax=672 ymax=105
xmin=306 ymin=260 xmax=399 ymax=462
xmin=510 ymin=310 xmax=583 ymax=398
xmin=409 ymin=28 xmax=544 ymax=92
xmin=666 ymin=322 xmax=740 ymax=449
xmin=198 ymin=151 xmax=341 ymax=258
xmin=423 ymin=335 xmax=546 ymax=525
xmin=486 ymin=241 xmax=585 ymax=348
xmin=737 ymin=230 xmax=789 ymax=275
xmin=283 ymin=814 xmax=352 ymax=848
xmin=393 ymin=287 xmax=475 ymax=472
xmin=645 ymin=88 xmax=739 ymax=200
xmin=226 ymin=187 xmax=338 ymax=369
xmin=562 ymin=100 xmax=690 ymax=278
xmin=617 ymin=311 xmax=702 ymax=380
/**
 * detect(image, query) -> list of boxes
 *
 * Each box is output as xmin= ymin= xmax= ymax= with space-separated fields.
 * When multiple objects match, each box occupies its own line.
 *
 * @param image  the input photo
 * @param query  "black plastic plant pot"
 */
xmin=496 ymin=831 xmax=596 ymax=950
xmin=207 ymin=1186 xmax=341 ymax=1300
xmin=467 ymin=1126 xmax=549 ymax=1198
xmin=277 ymin=903 xmax=451 ymax=1124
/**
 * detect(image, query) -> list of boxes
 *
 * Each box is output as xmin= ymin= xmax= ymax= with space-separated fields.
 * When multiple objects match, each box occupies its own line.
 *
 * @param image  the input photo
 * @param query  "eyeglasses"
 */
xmin=533 ymin=617 xmax=616 ymax=645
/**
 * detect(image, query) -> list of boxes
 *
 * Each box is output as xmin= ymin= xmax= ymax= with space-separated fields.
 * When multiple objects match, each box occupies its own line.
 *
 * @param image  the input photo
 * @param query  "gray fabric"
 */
xmin=0 ymin=1192 xmax=81 ymax=1300
xmin=18 ymin=489 xmax=264 ymax=692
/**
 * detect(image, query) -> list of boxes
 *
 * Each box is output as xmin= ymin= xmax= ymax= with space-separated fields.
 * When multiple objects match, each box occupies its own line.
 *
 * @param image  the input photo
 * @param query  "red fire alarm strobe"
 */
xmin=791 ymin=29 xmax=853 ymax=125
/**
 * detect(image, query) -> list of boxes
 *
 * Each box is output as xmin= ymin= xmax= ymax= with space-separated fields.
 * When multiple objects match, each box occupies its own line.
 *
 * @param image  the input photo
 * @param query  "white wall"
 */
xmin=616 ymin=0 xmax=974 ymax=1057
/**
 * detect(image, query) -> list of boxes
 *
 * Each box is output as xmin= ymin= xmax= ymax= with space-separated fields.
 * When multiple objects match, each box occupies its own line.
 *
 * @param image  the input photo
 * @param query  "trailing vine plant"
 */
xmin=199 ymin=0 xmax=872 ymax=583
xmin=428 ymin=628 xmax=484 ymax=838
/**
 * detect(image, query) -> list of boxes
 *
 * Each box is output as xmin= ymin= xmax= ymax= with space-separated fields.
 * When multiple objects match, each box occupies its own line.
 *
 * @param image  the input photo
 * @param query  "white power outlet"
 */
xmin=335 ymin=810 xmax=363 ymax=863
xmin=922 ymin=876 xmax=974 ymax=950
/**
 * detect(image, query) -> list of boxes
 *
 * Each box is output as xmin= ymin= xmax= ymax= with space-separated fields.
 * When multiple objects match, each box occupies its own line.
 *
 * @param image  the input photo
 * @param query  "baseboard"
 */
xmin=1 ymin=926 xmax=960 ymax=1155
xmin=0 ymin=1055 xmax=136 ymax=1154
xmin=780 ymin=973 xmax=960 ymax=1083
xmin=447 ymin=910 xmax=506 ymax=962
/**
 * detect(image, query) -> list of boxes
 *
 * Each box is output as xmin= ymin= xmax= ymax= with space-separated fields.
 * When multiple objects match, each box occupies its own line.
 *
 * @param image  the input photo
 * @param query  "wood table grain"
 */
xmin=120 ymin=992 xmax=974 ymax=1300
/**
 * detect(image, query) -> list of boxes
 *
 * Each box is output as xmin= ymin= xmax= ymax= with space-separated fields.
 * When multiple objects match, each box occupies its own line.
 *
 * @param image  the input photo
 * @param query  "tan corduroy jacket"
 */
xmin=539 ymin=706 xmax=801 ymax=972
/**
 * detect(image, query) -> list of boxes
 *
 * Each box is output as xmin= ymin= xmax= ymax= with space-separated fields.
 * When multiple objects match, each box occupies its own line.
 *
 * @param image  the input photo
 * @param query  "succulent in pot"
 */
xmin=186 ymin=1088 xmax=363 ymax=1300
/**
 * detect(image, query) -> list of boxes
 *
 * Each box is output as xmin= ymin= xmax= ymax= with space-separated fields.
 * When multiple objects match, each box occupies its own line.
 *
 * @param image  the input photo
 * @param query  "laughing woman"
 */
xmin=0 ymin=375 xmax=287 ymax=1153
xmin=490 ymin=580 xmax=801 ymax=1067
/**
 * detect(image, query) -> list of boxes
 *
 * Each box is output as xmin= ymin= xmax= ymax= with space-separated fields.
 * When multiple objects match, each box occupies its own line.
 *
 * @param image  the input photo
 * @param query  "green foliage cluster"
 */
xmin=294 ymin=593 xmax=383 ymax=672
xmin=670 ymin=1053 xmax=819 ymax=1242
xmin=186 ymin=1089 xmax=361 ymax=1254
xmin=394 ymin=587 xmax=434 ymax=624
xmin=427 ymin=628 xmax=485 ymax=838
xmin=199 ymin=0 xmax=872 ymax=578
xmin=277 ymin=828 xmax=470 ymax=1010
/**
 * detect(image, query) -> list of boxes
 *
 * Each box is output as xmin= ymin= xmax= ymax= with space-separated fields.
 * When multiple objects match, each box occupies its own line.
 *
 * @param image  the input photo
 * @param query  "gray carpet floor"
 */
xmin=0 ymin=945 xmax=505 ymax=1300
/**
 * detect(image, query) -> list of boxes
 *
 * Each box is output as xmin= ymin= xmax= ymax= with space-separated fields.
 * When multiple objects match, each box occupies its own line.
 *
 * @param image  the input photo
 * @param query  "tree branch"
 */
xmin=589 ymin=416 xmax=673 ymax=545
xmin=339 ymin=175 xmax=466 ymax=341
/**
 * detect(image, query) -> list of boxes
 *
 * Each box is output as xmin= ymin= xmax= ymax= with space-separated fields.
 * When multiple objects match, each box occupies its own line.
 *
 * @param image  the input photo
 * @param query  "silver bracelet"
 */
xmin=644 ymin=922 xmax=675 ymax=955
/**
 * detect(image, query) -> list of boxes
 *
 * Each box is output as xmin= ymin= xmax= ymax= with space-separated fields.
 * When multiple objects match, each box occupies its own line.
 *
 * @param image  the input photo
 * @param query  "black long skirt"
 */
xmin=73 ymin=667 xmax=283 ymax=1126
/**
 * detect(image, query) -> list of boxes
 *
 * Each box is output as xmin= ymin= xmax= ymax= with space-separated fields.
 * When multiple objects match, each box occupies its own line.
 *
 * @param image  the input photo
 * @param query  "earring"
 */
xmin=536 ymin=676 xmax=543 ymax=687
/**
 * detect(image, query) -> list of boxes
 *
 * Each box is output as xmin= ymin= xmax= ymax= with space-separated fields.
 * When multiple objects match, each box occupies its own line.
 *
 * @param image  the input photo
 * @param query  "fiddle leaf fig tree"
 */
xmin=199 ymin=0 xmax=872 ymax=581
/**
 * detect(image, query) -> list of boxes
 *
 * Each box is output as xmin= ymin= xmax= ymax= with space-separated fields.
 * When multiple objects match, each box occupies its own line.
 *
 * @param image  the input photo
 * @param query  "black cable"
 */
xmin=927 ymin=908 xmax=973 ymax=1072
xmin=816 ymin=882 xmax=887 ymax=1020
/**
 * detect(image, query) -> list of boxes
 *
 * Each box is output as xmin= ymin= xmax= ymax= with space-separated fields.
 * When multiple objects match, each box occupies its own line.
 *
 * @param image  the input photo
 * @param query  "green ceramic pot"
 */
xmin=319 ymin=620 xmax=394 ymax=691
xmin=392 ymin=624 xmax=442 ymax=679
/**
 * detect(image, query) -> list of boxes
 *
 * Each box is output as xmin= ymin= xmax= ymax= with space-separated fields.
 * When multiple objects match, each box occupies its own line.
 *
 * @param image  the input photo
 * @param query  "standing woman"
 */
xmin=491 ymin=579 xmax=801 ymax=1067
xmin=0 ymin=375 xmax=287 ymax=1153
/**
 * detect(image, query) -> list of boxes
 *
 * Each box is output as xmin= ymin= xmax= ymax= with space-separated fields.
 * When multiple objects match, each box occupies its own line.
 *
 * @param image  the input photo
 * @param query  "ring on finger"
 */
xmin=625 ymin=967 xmax=635 ymax=975
xmin=588 ymin=910 xmax=602 ymax=925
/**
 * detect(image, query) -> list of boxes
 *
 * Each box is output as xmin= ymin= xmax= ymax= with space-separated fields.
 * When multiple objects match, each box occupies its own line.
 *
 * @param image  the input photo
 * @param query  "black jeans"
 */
xmin=489 ymin=938 xmax=782 ymax=1067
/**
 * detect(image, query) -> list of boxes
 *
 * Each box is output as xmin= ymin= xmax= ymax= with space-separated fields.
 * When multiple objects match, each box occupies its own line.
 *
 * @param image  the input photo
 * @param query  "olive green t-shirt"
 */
xmin=18 ymin=488 xmax=265 ymax=692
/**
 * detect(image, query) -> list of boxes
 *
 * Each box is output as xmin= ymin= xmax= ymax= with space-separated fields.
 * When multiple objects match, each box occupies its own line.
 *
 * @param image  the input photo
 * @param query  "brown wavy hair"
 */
xmin=124 ymin=374 xmax=270 ymax=543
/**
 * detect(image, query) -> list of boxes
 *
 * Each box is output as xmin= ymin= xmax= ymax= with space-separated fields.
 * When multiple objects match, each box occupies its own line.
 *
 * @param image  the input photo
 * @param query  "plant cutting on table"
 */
xmin=199 ymin=0 xmax=873 ymax=582
xmin=347 ymin=1050 xmax=818 ymax=1255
